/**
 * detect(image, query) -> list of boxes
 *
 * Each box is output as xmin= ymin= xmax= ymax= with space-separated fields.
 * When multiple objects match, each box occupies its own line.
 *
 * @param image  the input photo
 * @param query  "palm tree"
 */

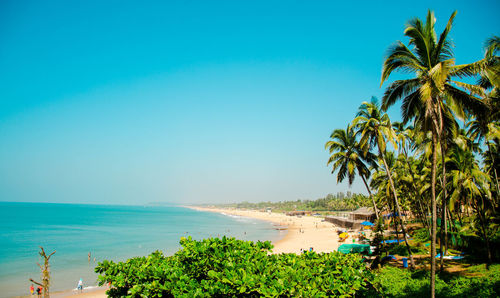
xmin=325 ymin=124 xmax=380 ymax=219
xmin=353 ymin=97 xmax=415 ymax=268
xmin=380 ymin=11 xmax=485 ymax=295
xmin=446 ymin=142 xmax=493 ymax=264
xmin=467 ymin=36 xmax=500 ymax=195
xmin=370 ymin=150 xmax=405 ymax=242
xmin=393 ymin=123 xmax=430 ymax=229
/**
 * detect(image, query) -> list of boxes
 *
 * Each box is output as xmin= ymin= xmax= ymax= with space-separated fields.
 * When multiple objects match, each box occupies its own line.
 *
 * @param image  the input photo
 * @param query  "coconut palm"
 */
xmin=467 ymin=36 xmax=500 ymax=196
xmin=325 ymin=124 xmax=380 ymax=219
xmin=380 ymin=10 xmax=486 ymax=295
xmin=370 ymin=150 xmax=407 ymax=242
xmin=393 ymin=122 xmax=432 ymax=230
xmin=446 ymin=142 xmax=493 ymax=264
xmin=353 ymin=97 xmax=415 ymax=267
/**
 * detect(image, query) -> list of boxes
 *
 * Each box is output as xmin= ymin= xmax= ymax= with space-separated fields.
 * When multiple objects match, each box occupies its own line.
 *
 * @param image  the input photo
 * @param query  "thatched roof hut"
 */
xmin=324 ymin=216 xmax=363 ymax=229
xmin=350 ymin=207 xmax=376 ymax=222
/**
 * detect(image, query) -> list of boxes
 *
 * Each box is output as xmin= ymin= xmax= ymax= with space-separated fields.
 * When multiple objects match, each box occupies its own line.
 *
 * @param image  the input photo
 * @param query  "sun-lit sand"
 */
xmin=60 ymin=206 xmax=342 ymax=297
xmin=190 ymin=206 xmax=341 ymax=254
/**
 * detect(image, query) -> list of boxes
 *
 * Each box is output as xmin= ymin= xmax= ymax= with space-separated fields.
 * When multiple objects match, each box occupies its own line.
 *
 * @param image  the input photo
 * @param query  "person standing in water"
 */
xmin=88 ymin=252 xmax=91 ymax=263
xmin=77 ymin=278 xmax=83 ymax=293
xmin=30 ymin=284 xmax=34 ymax=295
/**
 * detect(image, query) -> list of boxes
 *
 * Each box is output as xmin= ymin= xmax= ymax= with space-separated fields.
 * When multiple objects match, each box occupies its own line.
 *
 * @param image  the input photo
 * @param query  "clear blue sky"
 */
xmin=0 ymin=1 xmax=498 ymax=205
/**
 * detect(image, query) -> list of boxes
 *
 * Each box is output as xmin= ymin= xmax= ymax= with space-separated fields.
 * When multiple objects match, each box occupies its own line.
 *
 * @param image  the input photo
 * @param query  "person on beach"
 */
xmin=30 ymin=284 xmax=34 ymax=295
xmin=36 ymin=286 xmax=42 ymax=297
xmin=77 ymin=278 xmax=83 ymax=293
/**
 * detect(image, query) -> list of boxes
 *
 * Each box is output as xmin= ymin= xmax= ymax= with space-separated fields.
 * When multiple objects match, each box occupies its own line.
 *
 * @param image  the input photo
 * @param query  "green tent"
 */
xmin=338 ymin=244 xmax=371 ymax=255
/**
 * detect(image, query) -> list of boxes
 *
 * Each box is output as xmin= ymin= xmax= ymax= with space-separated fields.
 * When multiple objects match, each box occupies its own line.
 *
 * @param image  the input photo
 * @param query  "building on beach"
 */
xmin=324 ymin=207 xmax=376 ymax=229
xmin=350 ymin=207 xmax=376 ymax=222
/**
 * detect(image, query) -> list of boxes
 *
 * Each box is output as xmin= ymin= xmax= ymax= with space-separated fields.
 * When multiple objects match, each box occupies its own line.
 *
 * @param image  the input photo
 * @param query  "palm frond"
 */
xmin=381 ymin=42 xmax=425 ymax=85
xmin=451 ymin=80 xmax=486 ymax=98
xmin=444 ymin=84 xmax=487 ymax=118
xmin=434 ymin=11 xmax=456 ymax=62
xmin=405 ymin=17 xmax=432 ymax=68
xmin=452 ymin=61 xmax=485 ymax=78
xmin=382 ymin=78 xmax=421 ymax=111
xmin=484 ymin=35 xmax=500 ymax=60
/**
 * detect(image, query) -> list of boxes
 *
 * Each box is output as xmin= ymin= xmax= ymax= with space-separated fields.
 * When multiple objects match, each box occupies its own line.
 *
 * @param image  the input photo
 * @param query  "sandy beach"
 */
xmin=54 ymin=207 xmax=341 ymax=297
xmin=190 ymin=207 xmax=341 ymax=254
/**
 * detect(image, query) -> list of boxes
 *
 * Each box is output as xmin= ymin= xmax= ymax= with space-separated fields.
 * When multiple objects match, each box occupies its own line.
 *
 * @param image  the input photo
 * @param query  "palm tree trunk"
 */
xmin=392 ymin=204 xmax=400 ymax=243
xmin=430 ymin=130 xmax=438 ymax=298
xmin=361 ymin=175 xmax=379 ymax=219
xmin=487 ymin=142 xmax=500 ymax=196
xmin=444 ymin=207 xmax=449 ymax=252
xmin=417 ymin=200 xmax=428 ymax=230
xmin=447 ymin=211 xmax=454 ymax=248
xmin=440 ymin=140 xmax=448 ymax=271
xmin=478 ymin=195 xmax=493 ymax=266
xmin=379 ymin=148 xmax=415 ymax=269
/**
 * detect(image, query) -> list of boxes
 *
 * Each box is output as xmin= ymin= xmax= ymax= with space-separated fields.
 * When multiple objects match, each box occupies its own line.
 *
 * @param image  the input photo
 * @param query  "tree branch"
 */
xmin=29 ymin=279 xmax=43 ymax=287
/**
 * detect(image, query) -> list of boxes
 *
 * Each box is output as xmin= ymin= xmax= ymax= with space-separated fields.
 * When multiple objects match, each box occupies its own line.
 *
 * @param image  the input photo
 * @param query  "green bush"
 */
xmin=96 ymin=236 xmax=372 ymax=297
xmin=413 ymin=228 xmax=430 ymax=243
xmin=362 ymin=265 xmax=500 ymax=298
xmin=387 ymin=244 xmax=427 ymax=256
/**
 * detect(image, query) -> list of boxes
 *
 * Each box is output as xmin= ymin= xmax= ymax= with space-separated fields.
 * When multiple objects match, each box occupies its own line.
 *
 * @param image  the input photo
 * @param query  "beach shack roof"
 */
xmin=351 ymin=207 xmax=374 ymax=215
xmin=325 ymin=216 xmax=364 ymax=229
xmin=350 ymin=207 xmax=376 ymax=221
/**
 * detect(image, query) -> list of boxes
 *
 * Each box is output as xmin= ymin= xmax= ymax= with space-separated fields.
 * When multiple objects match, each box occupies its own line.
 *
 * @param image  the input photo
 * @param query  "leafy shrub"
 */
xmin=96 ymin=236 xmax=372 ymax=297
xmin=387 ymin=244 xmax=427 ymax=256
xmin=362 ymin=265 xmax=500 ymax=298
xmin=413 ymin=228 xmax=430 ymax=243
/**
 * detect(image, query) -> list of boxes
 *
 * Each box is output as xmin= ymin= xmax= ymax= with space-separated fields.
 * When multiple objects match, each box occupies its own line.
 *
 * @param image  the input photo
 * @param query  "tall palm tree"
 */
xmin=325 ymin=124 xmax=380 ymax=219
xmin=393 ymin=123 xmax=432 ymax=231
xmin=446 ymin=142 xmax=493 ymax=264
xmin=380 ymin=11 xmax=485 ymax=296
xmin=353 ymin=97 xmax=415 ymax=267
xmin=370 ymin=150 xmax=405 ymax=242
xmin=467 ymin=36 xmax=500 ymax=195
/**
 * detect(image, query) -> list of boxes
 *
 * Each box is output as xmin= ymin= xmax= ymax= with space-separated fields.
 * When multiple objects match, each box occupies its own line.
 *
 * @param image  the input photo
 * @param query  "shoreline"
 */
xmin=188 ymin=206 xmax=340 ymax=254
xmin=25 ymin=206 xmax=341 ymax=298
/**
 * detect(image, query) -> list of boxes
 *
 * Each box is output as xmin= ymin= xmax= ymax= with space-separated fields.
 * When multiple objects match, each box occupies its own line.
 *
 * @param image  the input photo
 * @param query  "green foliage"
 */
xmin=386 ymin=244 xmax=427 ymax=256
xmin=96 ymin=237 xmax=372 ymax=297
xmin=362 ymin=265 xmax=500 ymax=298
xmin=370 ymin=218 xmax=386 ymax=257
xmin=215 ymin=192 xmax=372 ymax=212
xmin=413 ymin=228 xmax=430 ymax=243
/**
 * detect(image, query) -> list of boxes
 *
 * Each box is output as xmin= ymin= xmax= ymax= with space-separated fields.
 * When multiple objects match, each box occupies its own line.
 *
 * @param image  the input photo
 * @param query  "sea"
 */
xmin=0 ymin=202 xmax=285 ymax=297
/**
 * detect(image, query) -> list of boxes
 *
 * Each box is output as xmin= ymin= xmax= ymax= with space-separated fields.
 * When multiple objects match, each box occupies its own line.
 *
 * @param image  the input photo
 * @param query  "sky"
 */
xmin=0 ymin=0 xmax=498 ymax=205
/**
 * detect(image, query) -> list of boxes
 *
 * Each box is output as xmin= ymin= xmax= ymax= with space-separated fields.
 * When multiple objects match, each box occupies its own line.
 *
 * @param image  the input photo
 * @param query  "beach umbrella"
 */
xmin=361 ymin=221 xmax=374 ymax=226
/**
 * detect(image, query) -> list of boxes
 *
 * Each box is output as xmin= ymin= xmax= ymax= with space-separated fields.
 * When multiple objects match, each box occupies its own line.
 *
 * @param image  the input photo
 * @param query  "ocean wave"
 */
xmin=221 ymin=212 xmax=241 ymax=219
xmin=72 ymin=285 xmax=100 ymax=291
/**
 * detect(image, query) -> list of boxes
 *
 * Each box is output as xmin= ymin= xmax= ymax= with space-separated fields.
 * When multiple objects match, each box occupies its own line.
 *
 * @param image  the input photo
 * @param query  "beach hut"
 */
xmin=350 ymin=207 xmax=376 ymax=221
xmin=325 ymin=216 xmax=363 ymax=229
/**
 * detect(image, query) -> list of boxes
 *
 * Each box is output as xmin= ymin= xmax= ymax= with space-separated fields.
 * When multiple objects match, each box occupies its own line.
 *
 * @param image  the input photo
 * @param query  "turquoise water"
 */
xmin=0 ymin=202 xmax=284 ymax=297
